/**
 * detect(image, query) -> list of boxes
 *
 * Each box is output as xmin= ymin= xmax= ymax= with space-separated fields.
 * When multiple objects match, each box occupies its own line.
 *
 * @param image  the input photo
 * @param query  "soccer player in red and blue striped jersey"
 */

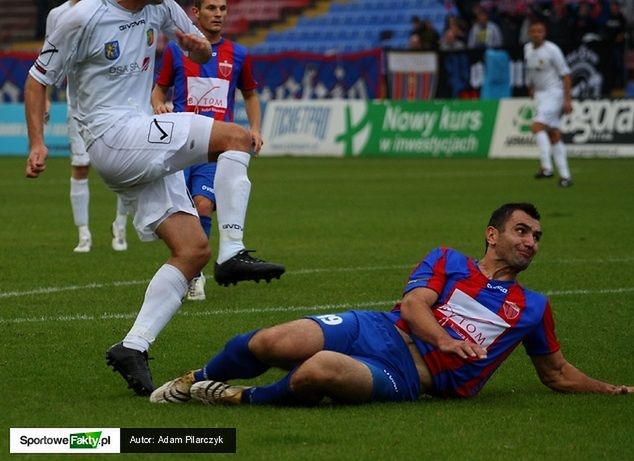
xmin=151 ymin=203 xmax=633 ymax=405
xmin=152 ymin=0 xmax=283 ymax=299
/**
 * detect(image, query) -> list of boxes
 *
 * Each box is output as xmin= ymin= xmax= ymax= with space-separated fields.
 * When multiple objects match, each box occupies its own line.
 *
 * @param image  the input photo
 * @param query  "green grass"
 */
xmin=1 ymin=156 xmax=633 ymax=460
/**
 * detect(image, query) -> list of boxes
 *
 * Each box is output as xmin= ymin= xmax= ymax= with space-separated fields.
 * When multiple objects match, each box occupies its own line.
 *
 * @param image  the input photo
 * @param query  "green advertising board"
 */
xmin=336 ymin=100 xmax=498 ymax=158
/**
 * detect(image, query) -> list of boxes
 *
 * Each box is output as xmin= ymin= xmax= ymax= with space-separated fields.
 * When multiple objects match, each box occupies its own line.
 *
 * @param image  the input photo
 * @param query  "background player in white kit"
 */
xmin=25 ymin=0 xmax=277 ymax=396
xmin=524 ymin=19 xmax=573 ymax=188
xmin=45 ymin=0 xmax=129 ymax=253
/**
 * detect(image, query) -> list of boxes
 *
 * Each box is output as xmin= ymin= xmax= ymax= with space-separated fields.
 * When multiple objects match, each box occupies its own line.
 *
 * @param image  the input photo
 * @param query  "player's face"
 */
xmin=489 ymin=210 xmax=542 ymax=272
xmin=528 ymin=23 xmax=546 ymax=46
xmin=196 ymin=0 xmax=227 ymax=36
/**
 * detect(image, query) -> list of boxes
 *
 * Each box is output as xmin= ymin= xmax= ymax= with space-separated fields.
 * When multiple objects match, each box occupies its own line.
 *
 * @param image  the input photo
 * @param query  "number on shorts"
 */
xmin=315 ymin=314 xmax=343 ymax=326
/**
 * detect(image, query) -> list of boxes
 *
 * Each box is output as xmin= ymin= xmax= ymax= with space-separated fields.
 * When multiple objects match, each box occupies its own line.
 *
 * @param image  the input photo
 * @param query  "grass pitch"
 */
xmin=1 ymin=156 xmax=633 ymax=460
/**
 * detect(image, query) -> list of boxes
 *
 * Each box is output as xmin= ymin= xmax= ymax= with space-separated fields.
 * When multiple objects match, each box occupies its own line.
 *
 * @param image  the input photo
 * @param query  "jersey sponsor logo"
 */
xmin=147 ymin=118 xmax=174 ymax=144
xmin=104 ymin=41 xmax=120 ymax=60
xmin=147 ymin=28 xmax=154 ymax=47
xmin=108 ymin=57 xmax=150 ymax=78
xmin=219 ymin=61 xmax=233 ymax=78
xmin=436 ymin=289 xmax=510 ymax=348
xmin=119 ymin=19 xmax=146 ymax=31
xmin=186 ymin=77 xmax=230 ymax=112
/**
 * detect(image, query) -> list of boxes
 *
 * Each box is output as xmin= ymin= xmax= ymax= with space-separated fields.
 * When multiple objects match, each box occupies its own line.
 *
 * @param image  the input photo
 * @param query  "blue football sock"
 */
xmin=201 ymin=330 xmax=269 ymax=381
xmin=200 ymin=215 xmax=212 ymax=239
xmin=242 ymin=370 xmax=298 ymax=405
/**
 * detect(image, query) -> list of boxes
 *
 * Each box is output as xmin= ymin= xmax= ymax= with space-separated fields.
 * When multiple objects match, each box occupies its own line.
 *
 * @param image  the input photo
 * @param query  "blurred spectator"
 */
xmin=573 ymin=1 xmax=600 ymax=43
xmin=543 ymin=0 xmax=576 ymax=50
xmin=418 ymin=19 xmax=440 ymax=50
xmin=443 ymin=14 xmax=467 ymax=43
xmin=35 ymin=0 xmax=54 ymax=40
xmin=467 ymin=6 xmax=504 ymax=49
xmin=602 ymin=0 xmax=628 ymax=89
xmin=498 ymin=10 xmax=521 ymax=49
xmin=440 ymin=27 xmax=465 ymax=51
xmin=409 ymin=17 xmax=439 ymax=51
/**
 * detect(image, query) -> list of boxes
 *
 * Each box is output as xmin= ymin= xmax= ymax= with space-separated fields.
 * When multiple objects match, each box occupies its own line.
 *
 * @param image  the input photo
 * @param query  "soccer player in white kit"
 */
xmin=45 ymin=0 xmax=130 ymax=253
xmin=524 ymin=19 xmax=573 ymax=187
xmin=25 ymin=0 xmax=271 ymax=396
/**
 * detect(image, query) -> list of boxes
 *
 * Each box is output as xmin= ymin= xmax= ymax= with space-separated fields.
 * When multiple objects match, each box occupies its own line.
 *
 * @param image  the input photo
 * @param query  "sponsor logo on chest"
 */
xmin=436 ymin=289 xmax=511 ymax=349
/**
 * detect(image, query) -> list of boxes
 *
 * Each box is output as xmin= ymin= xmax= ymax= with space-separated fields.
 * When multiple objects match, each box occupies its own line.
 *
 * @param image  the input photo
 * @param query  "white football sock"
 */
xmin=534 ymin=131 xmax=553 ymax=174
xmin=214 ymin=151 xmax=251 ymax=264
xmin=552 ymin=141 xmax=571 ymax=179
xmin=70 ymin=177 xmax=89 ymax=227
xmin=123 ymin=264 xmax=188 ymax=352
xmin=114 ymin=195 xmax=128 ymax=228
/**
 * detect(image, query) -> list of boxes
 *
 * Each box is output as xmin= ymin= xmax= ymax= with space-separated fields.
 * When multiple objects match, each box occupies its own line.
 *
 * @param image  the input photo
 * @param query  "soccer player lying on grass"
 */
xmin=151 ymin=203 xmax=633 ymax=405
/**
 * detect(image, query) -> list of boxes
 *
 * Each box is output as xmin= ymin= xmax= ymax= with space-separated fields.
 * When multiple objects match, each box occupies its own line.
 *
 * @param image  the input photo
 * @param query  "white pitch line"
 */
xmin=1 ymin=287 xmax=633 ymax=325
xmin=1 ymin=257 xmax=633 ymax=300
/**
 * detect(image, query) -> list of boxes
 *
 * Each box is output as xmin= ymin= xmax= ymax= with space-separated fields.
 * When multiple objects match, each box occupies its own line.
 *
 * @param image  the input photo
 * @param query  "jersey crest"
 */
xmin=104 ymin=41 xmax=120 ymax=60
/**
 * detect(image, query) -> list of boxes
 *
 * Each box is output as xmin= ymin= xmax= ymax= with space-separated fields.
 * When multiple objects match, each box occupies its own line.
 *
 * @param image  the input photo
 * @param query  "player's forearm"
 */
xmin=25 ymin=75 xmax=47 ymax=148
xmin=244 ymin=95 xmax=261 ymax=133
xmin=562 ymin=75 xmax=571 ymax=101
xmin=151 ymin=86 xmax=167 ymax=109
xmin=401 ymin=294 xmax=453 ymax=346
xmin=543 ymin=361 xmax=628 ymax=394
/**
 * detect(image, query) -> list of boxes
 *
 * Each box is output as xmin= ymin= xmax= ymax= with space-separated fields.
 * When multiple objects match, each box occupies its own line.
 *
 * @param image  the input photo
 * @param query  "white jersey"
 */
xmin=524 ymin=40 xmax=570 ymax=94
xmin=30 ymin=0 xmax=201 ymax=147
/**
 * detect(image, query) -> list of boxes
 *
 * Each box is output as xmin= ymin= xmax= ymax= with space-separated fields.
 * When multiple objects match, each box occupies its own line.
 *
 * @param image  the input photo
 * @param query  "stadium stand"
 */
xmin=250 ymin=0 xmax=450 ymax=54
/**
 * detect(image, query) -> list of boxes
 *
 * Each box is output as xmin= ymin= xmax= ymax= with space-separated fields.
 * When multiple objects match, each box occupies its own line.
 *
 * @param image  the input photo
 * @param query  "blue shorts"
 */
xmin=184 ymin=162 xmax=216 ymax=203
xmin=306 ymin=311 xmax=421 ymax=402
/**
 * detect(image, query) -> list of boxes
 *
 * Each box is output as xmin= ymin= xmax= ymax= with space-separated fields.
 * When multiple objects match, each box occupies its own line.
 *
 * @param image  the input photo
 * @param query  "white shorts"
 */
xmin=69 ymin=116 xmax=89 ymax=167
xmin=533 ymin=90 xmax=563 ymax=129
xmin=88 ymin=112 xmax=213 ymax=241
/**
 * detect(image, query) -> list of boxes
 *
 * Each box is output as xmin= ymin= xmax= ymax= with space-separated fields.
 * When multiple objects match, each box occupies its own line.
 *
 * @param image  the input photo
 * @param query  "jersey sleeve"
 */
xmin=161 ymin=0 xmax=204 ymax=42
xmin=550 ymin=43 xmax=571 ymax=77
xmin=30 ymin=11 xmax=81 ymax=87
xmin=403 ymin=247 xmax=448 ymax=296
xmin=238 ymin=53 xmax=258 ymax=92
xmin=522 ymin=301 xmax=561 ymax=355
xmin=155 ymin=43 xmax=176 ymax=87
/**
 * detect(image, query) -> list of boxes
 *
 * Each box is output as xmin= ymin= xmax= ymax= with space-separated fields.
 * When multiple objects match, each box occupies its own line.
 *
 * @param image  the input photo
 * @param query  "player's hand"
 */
xmin=437 ymin=337 xmax=487 ymax=360
xmin=251 ymin=130 xmax=263 ymax=156
xmin=25 ymin=144 xmax=48 ymax=178
xmin=175 ymin=30 xmax=210 ymax=57
xmin=610 ymin=385 xmax=634 ymax=395
xmin=153 ymin=103 xmax=172 ymax=114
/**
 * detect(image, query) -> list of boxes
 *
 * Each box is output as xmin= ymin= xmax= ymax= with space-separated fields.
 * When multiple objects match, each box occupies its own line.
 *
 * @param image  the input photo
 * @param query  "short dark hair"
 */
xmin=488 ymin=202 xmax=540 ymax=231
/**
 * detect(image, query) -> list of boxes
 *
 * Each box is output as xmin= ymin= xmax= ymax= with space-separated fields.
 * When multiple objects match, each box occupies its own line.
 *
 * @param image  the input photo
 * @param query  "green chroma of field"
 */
xmin=1 ymin=156 xmax=633 ymax=460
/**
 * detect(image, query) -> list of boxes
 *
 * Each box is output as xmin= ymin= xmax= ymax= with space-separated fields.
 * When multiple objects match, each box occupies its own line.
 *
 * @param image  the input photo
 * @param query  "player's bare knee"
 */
xmin=292 ymin=355 xmax=338 ymax=388
xmin=249 ymin=327 xmax=286 ymax=359
xmin=224 ymin=124 xmax=252 ymax=153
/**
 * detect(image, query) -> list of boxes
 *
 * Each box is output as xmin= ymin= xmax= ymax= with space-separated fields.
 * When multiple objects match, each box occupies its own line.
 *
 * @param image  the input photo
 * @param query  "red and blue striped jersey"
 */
xmin=389 ymin=247 xmax=560 ymax=398
xmin=155 ymin=38 xmax=257 ymax=121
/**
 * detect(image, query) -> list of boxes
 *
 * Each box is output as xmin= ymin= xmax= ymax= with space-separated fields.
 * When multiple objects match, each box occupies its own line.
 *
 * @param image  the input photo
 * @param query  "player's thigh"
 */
xmin=250 ymin=319 xmax=325 ymax=365
xmin=294 ymin=351 xmax=374 ymax=403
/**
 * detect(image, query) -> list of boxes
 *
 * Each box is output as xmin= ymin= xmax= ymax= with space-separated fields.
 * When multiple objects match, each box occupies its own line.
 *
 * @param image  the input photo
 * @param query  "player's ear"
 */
xmin=485 ymin=226 xmax=498 ymax=247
